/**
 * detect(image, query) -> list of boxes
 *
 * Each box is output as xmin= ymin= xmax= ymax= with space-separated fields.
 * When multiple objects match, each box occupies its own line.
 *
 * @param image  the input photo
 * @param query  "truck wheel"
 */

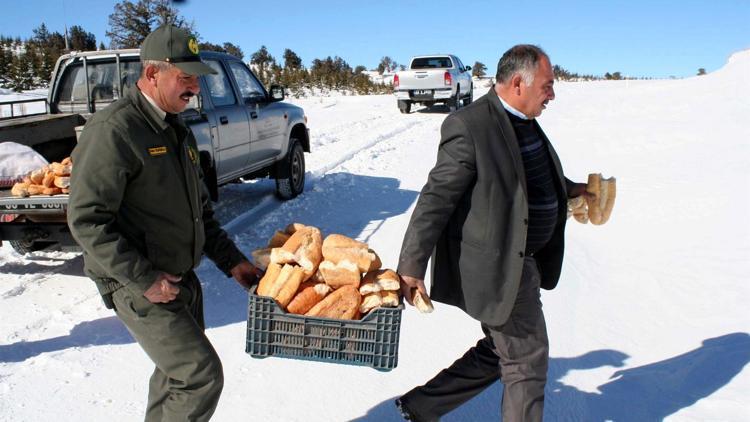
xmin=398 ymin=100 xmax=411 ymax=114
xmin=9 ymin=239 xmax=53 ymax=255
xmin=448 ymin=85 xmax=461 ymax=112
xmin=464 ymin=85 xmax=473 ymax=106
xmin=275 ymin=139 xmax=305 ymax=200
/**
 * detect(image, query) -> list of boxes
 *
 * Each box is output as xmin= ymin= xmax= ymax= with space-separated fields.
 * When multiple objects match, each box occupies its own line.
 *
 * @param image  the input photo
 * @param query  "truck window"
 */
xmin=56 ymin=59 xmax=141 ymax=103
xmin=203 ymin=60 xmax=237 ymax=107
xmin=227 ymin=61 xmax=266 ymax=103
xmin=411 ymin=57 xmax=453 ymax=69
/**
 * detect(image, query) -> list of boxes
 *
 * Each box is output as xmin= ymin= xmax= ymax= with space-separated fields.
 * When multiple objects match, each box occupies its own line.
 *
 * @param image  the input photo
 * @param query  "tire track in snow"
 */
xmin=223 ymin=118 xmax=428 ymax=236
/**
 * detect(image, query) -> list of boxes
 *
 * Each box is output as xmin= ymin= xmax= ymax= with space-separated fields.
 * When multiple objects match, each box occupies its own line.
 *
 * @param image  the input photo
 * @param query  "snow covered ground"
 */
xmin=1 ymin=50 xmax=748 ymax=421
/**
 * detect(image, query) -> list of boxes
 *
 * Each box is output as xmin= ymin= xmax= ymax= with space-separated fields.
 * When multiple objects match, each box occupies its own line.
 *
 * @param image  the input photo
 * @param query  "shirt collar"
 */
xmin=498 ymin=95 xmax=530 ymax=120
xmin=140 ymin=91 xmax=168 ymax=121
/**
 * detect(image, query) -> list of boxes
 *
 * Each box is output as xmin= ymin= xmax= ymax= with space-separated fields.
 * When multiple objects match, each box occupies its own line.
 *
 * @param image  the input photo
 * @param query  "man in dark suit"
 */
xmin=396 ymin=45 xmax=588 ymax=421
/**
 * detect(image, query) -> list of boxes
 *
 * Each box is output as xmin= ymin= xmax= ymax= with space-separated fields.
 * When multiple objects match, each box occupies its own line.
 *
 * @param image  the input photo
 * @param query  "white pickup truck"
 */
xmin=393 ymin=54 xmax=473 ymax=114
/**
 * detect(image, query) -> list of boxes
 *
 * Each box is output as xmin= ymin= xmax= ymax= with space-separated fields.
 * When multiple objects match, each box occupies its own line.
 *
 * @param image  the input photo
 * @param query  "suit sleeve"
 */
xmin=196 ymin=152 xmax=247 ymax=276
xmin=397 ymin=114 xmax=477 ymax=279
xmin=67 ymin=122 xmax=160 ymax=297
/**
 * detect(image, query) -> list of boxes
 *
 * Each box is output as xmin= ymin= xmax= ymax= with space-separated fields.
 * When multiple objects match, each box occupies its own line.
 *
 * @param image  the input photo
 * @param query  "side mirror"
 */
xmin=270 ymin=84 xmax=285 ymax=102
xmin=465 ymin=66 xmax=472 ymax=72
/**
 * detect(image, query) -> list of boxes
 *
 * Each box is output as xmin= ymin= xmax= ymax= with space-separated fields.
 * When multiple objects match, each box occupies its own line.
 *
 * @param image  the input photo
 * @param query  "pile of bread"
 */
xmin=11 ymin=157 xmax=72 ymax=197
xmin=567 ymin=173 xmax=616 ymax=225
xmin=252 ymin=223 xmax=432 ymax=320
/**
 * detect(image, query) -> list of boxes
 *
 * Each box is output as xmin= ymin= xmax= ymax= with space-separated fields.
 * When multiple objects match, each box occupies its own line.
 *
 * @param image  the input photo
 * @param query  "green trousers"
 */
xmin=112 ymin=271 xmax=224 ymax=422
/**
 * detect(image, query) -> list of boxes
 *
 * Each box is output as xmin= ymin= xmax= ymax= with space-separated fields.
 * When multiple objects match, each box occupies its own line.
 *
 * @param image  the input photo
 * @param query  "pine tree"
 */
xmin=107 ymin=0 xmax=194 ymax=48
xmin=377 ymin=56 xmax=393 ymax=74
xmin=9 ymin=52 xmax=35 ymax=91
xmin=222 ymin=42 xmax=243 ymax=60
xmin=69 ymin=25 xmax=97 ymax=51
xmin=283 ymin=49 xmax=302 ymax=71
xmin=471 ymin=61 xmax=486 ymax=78
xmin=250 ymin=46 xmax=275 ymax=86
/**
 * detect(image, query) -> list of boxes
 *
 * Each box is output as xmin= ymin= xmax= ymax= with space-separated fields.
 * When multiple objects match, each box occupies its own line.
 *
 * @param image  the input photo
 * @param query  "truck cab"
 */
xmin=0 ymin=49 xmax=310 ymax=254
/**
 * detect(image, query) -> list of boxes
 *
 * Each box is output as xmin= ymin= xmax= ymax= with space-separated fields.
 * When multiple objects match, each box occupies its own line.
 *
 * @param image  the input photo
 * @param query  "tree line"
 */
xmin=3 ymin=0 xmax=695 ymax=93
xmin=0 ymin=0 xmax=391 ymax=95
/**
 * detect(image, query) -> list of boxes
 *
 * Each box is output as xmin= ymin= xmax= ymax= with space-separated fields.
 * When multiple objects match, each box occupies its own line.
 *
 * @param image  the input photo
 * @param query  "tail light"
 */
xmin=444 ymin=71 xmax=452 ymax=86
xmin=394 ymin=74 xmax=399 ymax=89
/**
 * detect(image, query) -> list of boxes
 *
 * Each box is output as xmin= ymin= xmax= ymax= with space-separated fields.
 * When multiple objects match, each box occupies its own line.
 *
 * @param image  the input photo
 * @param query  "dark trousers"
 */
xmin=401 ymin=257 xmax=549 ymax=421
xmin=112 ymin=271 xmax=224 ymax=422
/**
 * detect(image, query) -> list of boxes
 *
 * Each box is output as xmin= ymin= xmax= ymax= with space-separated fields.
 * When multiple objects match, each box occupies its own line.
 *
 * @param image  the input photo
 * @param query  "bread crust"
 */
xmin=318 ymin=259 xmax=361 ymax=289
xmin=360 ymin=269 xmax=400 ymax=295
xmin=270 ymin=226 xmax=323 ymax=280
xmin=586 ymin=173 xmax=616 ymax=225
xmin=267 ymin=230 xmax=290 ymax=248
xmin=322 ymin=234 xmax=381 ymax=272
xmin=11 ymin=182 xmax=30 ymax=197
xmin=305 ymin=285 xmax=361 ymax=320
xmin=287 ymin=281 xmax=331 ymax=315
xmin=413 ymin=288 xmax=434 ymax=313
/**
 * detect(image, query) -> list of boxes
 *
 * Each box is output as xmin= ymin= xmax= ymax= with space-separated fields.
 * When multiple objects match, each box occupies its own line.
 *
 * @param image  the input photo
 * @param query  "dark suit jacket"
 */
xmin=398 ymin=87 xmax=574 ymax=327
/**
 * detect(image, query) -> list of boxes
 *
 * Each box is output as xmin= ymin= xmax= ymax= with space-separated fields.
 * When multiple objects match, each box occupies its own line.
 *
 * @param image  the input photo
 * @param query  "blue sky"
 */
xmin=3 ymin=0 xmax=749 ymax=78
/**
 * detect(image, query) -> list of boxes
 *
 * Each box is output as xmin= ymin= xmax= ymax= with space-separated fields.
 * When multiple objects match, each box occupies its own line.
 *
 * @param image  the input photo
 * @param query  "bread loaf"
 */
xmin=54 ymin=176 xmax=70 ymax=189
xmin=257 ymin=262 xmax=283 ymax=297
xmin=360 ymin=269 xmax=401 ymax=295
xmin=359 ymin=293 xmax=382 ymax=314
xmin=380 ymin=290 xmax=399 ymax=307
xmin=49 ymin=162 xmax=72 ymax=176
xmin=287 ymin=281 xmax=331 ymax=315
xmin=413 ymin=288 xmax=434 ymax=314
xmin=322 ymin=234 xmax=381 ymax=272
xmin=27 ymin=184 xmax=46 ymax=195
xmin=567 ymin=196 xmax=588 ymax=224
xmin=586 ymin=173 xmax=616 ymax=225
xmin=284 ymin=222 xmax=307 ymax=235
xmin=251 ymin=248 xmax=271 ymax=271
xmin=318 ymin=259 xmax=361 ymax=289
xmin=11 ymin=182 xmax=30 ymax=197
xmin=29 ymin=168 xmax=45 ymax=185
xmin=257 ymin=263 xmax=305 ymax=308
xmin=267 ymin=230 xmax=290 ymax=248
xmin=42 ymin=187 xmax=63 ymax=195
xmin=270 ymin=226 xmax=323 ymax=280
xmin=305 ymin=285 xmax=361 ymax=320
xmin=42 ymin=171 xmax=56 ymax=188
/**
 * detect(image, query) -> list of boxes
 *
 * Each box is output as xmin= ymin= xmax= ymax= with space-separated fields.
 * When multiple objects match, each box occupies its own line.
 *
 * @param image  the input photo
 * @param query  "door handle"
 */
xmin=219 ymin=116 xmax=229 ymax=125
xmin=250 ymin=111 xmax=258 ymax=119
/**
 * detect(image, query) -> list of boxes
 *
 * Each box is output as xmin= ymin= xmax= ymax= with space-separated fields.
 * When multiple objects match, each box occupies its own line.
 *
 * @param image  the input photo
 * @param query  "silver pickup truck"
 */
xmin=393 ymin=54 xmax=473 ymax=113
xmin=0 ymin=49 xmax=310 ymax=254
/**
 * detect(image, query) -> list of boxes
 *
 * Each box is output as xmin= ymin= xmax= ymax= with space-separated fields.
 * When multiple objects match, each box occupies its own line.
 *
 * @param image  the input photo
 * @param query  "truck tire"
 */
xmin=448 ymin=85 xmax=461 ymax=112
xmin=464 ymin=84 xmax=473 ymax=106
xmin=398 ymin=100 xmax=411 ymax=114
xmin=9 ymin=239 xmax=54 ymax=255
xmin=275 ymin=139 xmax=305 ymax=200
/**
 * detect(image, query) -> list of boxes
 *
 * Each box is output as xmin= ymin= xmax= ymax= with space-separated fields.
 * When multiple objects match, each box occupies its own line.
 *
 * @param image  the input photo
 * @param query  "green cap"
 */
xmin=140 ymin=24 xmax=216 ymax=76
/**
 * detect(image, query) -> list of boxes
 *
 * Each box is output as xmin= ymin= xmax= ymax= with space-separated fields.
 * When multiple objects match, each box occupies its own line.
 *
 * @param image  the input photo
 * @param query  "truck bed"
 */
xmin=0 ymin=190 xmax=68 ymax=214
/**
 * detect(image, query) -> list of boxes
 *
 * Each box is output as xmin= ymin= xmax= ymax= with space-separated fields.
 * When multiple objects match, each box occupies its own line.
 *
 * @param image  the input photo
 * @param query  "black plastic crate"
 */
xmin=246 ymin=289 xmax=402 ymax=371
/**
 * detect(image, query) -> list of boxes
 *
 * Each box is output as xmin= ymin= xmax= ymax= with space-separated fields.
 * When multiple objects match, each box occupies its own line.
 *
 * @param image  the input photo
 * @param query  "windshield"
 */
xmin=410 ymin=57 xmax=453 ymax=69
xmin=55 ymin=57 xmax=141 ymax=112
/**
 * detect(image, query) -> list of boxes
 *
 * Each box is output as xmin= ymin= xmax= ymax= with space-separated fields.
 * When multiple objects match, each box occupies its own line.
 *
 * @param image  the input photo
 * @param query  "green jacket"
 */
xmin=68 ymin=86 xmax=245 ymax=299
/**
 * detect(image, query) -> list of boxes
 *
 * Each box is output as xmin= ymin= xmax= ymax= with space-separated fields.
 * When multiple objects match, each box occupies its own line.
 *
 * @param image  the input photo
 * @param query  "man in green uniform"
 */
xmin=68 ymin=25 xmax=260 ymax=422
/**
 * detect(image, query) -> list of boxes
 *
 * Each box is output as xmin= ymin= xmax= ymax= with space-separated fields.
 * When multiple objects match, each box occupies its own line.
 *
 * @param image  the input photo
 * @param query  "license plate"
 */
xmin=414 ymin=90 xmax=431 ymax=95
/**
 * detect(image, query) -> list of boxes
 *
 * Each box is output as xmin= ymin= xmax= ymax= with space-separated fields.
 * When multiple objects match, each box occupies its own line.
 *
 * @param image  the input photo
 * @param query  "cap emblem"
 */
xmin=188 ymin=38 xmax=199 ymax=55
